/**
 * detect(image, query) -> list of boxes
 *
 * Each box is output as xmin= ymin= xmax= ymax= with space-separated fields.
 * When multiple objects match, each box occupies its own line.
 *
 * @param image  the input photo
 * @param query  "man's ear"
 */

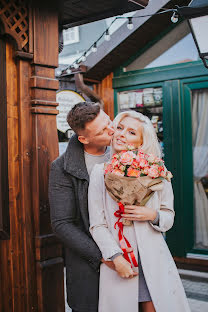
xmin=78 ymin=135 xmax=89 ymax=145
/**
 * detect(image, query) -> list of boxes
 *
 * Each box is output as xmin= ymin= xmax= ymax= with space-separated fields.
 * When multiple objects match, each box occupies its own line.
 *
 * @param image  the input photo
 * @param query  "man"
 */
xmin=48 ymin=102 xmax=115 ymax=312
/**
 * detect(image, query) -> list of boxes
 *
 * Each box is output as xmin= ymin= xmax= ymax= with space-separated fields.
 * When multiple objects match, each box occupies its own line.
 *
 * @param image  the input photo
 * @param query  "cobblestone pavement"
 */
xmin=181 ymin=277 xmax=208 ymax=312
xmin=64 ymin=269 xmax=208 ymax=312
xmin=182 ymin=278 xmax=208 ymax=302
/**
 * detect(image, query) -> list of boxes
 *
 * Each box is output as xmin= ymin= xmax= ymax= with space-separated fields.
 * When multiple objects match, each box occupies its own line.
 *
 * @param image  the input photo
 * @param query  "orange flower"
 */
xmin=127 ymin=168 xmax=141 ymax=177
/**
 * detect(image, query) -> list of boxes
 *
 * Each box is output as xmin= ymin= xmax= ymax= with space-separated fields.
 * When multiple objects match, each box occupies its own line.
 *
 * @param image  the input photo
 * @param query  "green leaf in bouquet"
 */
xmin=140 ymin=173 xmax=147 ymax=177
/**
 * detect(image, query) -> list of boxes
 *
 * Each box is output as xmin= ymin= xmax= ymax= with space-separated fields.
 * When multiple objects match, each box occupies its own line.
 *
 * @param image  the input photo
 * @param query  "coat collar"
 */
xmin=64 ymin=134 xmax=89 ymax=181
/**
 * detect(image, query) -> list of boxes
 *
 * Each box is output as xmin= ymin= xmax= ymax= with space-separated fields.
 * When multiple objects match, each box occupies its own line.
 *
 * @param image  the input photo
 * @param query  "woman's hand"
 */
xmin=122 ymin=205 xmax=157 ymax=222
xmin=113 ymin=255 xmax=138 ymax=278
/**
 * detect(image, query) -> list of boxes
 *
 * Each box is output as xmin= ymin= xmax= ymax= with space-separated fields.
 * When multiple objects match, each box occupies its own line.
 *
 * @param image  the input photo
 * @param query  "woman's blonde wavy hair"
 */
xmin=112 ymin=110 xmax=162 ymax=158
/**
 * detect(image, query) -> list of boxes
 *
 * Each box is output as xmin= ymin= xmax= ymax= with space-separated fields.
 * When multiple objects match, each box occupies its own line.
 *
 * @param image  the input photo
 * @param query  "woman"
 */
xmin=88 ymin=111 xmax=190 ymax=312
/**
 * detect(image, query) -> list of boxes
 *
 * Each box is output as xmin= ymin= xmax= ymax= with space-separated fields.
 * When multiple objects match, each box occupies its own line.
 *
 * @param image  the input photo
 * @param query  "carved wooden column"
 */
xmin=0 ymin=1 xmax=64 ymax=311
xmin=30 ymin=6 xmax=64 ymax=312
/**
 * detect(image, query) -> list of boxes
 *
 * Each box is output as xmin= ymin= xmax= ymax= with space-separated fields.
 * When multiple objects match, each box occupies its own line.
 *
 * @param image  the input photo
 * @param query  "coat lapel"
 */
xmin=64 ymin=135 xmax=90 ymax=231
xmin=64 ymin=134 xmax=89 ymax=182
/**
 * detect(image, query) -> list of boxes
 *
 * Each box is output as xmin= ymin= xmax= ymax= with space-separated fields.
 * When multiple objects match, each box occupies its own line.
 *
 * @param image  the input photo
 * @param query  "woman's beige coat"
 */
xmin=88 ymin=164 xmax=190 ymax=312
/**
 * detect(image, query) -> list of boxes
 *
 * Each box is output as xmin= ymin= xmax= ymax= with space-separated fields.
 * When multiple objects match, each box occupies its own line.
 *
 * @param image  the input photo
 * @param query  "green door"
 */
xmin=183 ymin=80 xmax=208 ymax=257
xmin=166 ymin=79 xmax=208 ymax=258
xmin=113 ymin=62 xmax=208 ymax=259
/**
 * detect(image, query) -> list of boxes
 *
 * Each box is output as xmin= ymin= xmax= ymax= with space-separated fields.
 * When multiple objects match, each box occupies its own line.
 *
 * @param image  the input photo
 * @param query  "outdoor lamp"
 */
xmin=177 ymin=0 xmax=208 ymax=68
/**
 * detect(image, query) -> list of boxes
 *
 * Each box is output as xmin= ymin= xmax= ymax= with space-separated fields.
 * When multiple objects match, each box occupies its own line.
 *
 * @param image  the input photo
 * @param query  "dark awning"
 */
xmin=28 ymin=0 xmax=148 ymax=28
xmin=82 ymin=0 xmax=190 ymax=81
xmin=60 ymin=0 xmax=149 ymax=28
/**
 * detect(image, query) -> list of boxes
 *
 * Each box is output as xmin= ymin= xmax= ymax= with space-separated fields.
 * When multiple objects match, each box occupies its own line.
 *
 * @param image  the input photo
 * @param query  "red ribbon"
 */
xmin=114 ymin=202 xmax=138 ymax=268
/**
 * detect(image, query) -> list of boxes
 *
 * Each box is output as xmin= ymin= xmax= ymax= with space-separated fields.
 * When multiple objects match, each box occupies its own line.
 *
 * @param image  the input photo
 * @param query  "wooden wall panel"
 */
xmin=0 ymin=37 xmax=9 ymax=239
xmin=0 ymin=40 xmax=37 ymax=312
xmin=93 ymin=72 xmax=114 ymax=120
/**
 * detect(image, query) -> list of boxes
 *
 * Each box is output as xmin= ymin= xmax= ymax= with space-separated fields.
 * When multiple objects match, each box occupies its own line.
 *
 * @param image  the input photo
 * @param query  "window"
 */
xmin=117 ymin=87 xmax=164 ymax=155
xmin=63 ymin=27 xmax=79 ymax=45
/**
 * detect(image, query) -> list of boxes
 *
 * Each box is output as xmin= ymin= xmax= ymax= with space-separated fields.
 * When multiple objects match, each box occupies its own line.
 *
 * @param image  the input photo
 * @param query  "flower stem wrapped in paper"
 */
xmin=104 ymin=144 xmax=173 ymax=226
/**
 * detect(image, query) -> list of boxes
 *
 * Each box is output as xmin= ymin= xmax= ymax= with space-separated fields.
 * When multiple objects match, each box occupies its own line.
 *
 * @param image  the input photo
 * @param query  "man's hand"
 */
xmin=101 ymin=258 xmax=115 ymax=270
xmin=122 ymin=205 xmax=157 ymax=222
xmin=113 ymin=255 xmax=138 ymax=279
xmin=101 ymin=247 xmax=133 ymax=271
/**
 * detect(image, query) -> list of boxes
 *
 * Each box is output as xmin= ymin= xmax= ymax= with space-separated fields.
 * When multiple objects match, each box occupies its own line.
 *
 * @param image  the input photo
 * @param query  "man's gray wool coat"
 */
xmin=48 ymin=135 xmax=102 ymax=312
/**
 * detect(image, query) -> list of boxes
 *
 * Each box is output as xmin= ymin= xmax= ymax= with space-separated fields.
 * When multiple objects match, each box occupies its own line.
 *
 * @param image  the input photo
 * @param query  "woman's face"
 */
xmin=112 ymin=116 xmax=143 ymax=152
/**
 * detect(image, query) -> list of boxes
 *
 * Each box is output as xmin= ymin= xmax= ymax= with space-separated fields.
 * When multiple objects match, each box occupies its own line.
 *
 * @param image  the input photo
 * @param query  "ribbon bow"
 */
xmin=114 ymin=202 xmax=138 ymax=268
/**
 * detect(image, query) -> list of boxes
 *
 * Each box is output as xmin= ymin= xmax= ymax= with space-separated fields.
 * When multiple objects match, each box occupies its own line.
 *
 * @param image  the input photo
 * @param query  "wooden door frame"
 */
xmin=181 ymin=78 xmax=208 ymax=256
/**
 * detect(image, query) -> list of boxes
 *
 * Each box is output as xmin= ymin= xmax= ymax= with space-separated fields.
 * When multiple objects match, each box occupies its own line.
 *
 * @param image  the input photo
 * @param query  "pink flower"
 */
xmin=131 ymin=159 xmax=140 ymax=169
xmin=104 ymin=164 xmax=113 ymax=174
xmin=147 ymin=154 xmax=156 ymax=163
xmin=155 ymin=157 xmax=163 ymax=163
xmin=119 ymin=165 xmax=126 ymax=172
xmin=112 ymin=169 xmax=125 ymax=176
xmin=126 ymin=143 xmax=136 ymax=151
xmin=137 ymin=150 xmax=145 ymax=159
xmin=120 ymin=151 xmax=135 ymax=166
xmin=151 ymin=164 xmax=160 ymax=171
xmin=138 ymin=149 xmax=144 ymax=155
xmin=139 ymin=158 xmax=149 ymax=168
xmin=143 ymin=166 xmax=150 ymax=175
xmin=112 ymin=153 xmax=119 ymax=159
xmin=111 ymin=158 xmax=119 ymax=168
xmin=148 ymin=167 xmax=159 ymax=178
xmin=127 ymin=168 xmax=141 ymax=177
xmin=160 ymin=171 xmax=167 ymax=178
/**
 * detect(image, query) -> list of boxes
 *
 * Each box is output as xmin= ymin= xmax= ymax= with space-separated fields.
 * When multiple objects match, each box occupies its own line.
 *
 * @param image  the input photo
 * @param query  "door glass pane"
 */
xmin=117 ymin=87 xmax=164 ymax=156
xmin=192 ymin=89 xmax=208 ymax=250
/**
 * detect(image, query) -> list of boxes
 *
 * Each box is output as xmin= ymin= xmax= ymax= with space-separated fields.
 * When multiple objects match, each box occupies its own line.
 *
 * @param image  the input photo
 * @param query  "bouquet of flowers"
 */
xmin=104 ymin=145 xmax=173 ymax=225
xmin=104 ymin=145 xmax=173 ymax=268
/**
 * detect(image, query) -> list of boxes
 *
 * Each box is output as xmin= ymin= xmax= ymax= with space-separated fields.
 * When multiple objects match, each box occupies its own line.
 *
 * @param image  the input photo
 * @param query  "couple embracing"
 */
xmin=49 ymin=102 xmax=190 ymax=312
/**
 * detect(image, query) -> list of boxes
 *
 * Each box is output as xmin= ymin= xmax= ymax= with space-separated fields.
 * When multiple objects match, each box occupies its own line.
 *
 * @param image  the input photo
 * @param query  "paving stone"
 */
xmin=188 ymin=298 xmax=208 ymax=312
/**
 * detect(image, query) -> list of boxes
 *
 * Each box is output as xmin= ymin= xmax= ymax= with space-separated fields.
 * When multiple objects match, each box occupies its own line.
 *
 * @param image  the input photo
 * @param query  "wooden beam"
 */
xmin=75 ymin=73 xmax=104 ymax=107
xmin=31 ymin=6 xmax=65 ymax=312
xmin=84 ymin=77 xmax=101 ymax=84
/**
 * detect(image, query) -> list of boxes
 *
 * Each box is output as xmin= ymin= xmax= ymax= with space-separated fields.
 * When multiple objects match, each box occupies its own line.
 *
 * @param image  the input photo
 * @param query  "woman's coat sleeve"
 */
xmin=149 ymin=180 xmax=175 ymax=233
xmin=88 ymin=165 xmax=123 ymax=261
